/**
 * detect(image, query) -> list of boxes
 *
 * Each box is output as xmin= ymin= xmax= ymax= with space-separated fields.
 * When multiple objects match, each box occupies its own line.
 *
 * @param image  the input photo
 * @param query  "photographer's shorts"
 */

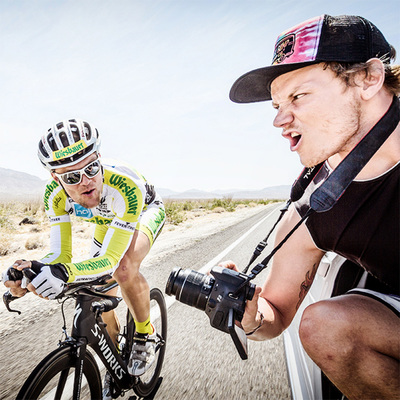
xmin=347 ymin=288 xmax=400 ymax=317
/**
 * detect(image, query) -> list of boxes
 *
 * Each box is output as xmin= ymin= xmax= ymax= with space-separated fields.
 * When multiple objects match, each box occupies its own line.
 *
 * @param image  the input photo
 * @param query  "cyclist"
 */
xmin=224 ymin=15 xmax=399 ymax=399
xmin=2 ymin=119 xmax=166 ymax=393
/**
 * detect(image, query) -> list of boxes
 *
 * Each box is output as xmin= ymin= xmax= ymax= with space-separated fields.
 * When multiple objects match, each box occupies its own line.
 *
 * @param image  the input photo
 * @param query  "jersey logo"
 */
xmin=52 ymin=139 xmax=87 ymax=161
xmin=74 ymin=204 xmax=93 ymax=218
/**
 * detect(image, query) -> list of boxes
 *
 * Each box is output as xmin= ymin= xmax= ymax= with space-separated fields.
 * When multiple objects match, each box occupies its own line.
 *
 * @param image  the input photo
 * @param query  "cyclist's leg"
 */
xmin=114 ymin=230 xmax=152 ymax=327
xmin=113 ymin=201 xmax=165 ymax=331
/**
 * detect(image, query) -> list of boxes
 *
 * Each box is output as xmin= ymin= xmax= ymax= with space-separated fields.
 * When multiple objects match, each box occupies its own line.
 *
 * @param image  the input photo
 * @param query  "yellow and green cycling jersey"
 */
xmin=40 ymin=161 xmax=165 ymax=283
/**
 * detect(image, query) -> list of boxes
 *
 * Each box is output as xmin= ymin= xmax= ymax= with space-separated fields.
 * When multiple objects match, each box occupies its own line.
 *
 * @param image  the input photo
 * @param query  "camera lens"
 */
xmin=165 ymin=267 xmax=214 ymax=311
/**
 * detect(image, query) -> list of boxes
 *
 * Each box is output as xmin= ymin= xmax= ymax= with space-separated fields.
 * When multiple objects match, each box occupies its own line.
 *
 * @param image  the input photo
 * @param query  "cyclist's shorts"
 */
xmin=136 ymin=200 xmax=166 ymax=247
xmin=347 ymin=288 xmax=400 ymax=318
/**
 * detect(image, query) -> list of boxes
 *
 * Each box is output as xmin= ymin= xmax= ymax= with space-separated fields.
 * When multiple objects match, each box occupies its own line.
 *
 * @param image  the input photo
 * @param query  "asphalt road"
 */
xmin=0 ymin=204 xmax=292 ymax=399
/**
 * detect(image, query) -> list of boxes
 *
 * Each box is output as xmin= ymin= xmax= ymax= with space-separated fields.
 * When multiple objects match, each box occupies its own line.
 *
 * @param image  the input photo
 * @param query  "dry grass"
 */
xmin=164 ymin=198 xmax=279 ymax=225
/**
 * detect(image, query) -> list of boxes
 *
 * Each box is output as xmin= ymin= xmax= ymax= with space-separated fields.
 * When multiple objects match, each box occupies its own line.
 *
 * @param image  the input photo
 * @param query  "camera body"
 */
xmin=166 ymin=265 xmax=255 ymax=359
xmin=204 ymin=266 xmax=255 ymax=333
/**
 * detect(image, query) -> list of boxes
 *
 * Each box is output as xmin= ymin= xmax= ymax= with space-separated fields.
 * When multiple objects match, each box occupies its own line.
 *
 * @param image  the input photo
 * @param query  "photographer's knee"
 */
xmin=299 ymin=300 xmax=356 ymax=371
xmin=299 ymin=302 xmax=325 ymax=351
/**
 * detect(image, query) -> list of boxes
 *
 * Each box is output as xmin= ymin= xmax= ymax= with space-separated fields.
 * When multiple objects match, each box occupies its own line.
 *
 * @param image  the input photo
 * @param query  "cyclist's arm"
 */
xmin=2 ymin=181 xmax=72 ymax=296
xmin=40 ymin=180 xmax=73 ymax=264
xmin=245 ymin=204 xmax=324 ymax=340
xmin=62 ymin=182 xmax=145 ymax=283
xmin=40 ymin=215 xmax=73 ymax=264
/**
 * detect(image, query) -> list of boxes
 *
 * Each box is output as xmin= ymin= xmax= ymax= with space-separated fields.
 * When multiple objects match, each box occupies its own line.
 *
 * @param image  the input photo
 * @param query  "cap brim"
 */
xmin=229 ymin=61 xmax=318 ymax=103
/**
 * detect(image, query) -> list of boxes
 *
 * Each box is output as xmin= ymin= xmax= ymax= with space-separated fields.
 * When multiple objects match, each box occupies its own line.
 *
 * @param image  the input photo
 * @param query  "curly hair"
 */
xmin=323 ymin=45 xmax=400 ymax=96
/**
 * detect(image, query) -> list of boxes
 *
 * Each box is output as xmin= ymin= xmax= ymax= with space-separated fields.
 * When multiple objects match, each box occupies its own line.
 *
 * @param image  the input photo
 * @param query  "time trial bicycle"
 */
xmin=4 ymin=269 xmax=167 ymax=400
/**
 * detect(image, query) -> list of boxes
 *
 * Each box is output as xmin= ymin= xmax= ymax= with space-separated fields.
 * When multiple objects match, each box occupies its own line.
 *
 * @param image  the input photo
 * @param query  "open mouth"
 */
xmin=287 ymin=132 xmax=302 ymax=150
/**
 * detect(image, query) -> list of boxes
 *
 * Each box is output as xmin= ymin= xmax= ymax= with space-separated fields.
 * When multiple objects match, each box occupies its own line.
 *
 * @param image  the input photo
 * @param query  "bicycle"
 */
xmin=3 ymin=269 xmax=167 ymax=400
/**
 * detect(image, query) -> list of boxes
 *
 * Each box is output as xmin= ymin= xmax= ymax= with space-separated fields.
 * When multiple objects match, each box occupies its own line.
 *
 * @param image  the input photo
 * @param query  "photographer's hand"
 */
xmin=218 ymin=260 xmax=239 ymax=271
xmin=218 ymin=260 xmax=264 ymax=337
xmin=242 ymin=286 xmax=263 ymax=336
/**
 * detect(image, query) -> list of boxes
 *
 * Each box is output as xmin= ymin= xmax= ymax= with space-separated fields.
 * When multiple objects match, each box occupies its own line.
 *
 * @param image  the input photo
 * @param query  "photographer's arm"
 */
xmin=222 ymin=205 xmax=324 ymax=341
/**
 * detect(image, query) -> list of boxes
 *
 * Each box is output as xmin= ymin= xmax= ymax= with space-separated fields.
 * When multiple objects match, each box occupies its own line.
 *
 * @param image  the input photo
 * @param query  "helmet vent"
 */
xmin=38 ymin=141 xmax=49 ymax=158
xmin=69 ymin=123 xmax=80 ymax=142
xmin=47 ymin=133 xmax=57 ymax=151
xmin=83 ymin=121 xmax=92 ymax=140
xmin=59 ymin=132 xmax=69 ymax=147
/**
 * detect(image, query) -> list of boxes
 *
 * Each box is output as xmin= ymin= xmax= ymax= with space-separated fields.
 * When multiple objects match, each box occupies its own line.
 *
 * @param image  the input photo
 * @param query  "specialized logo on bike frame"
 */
xmin=73 ymin=204 xmax=93 ymax=218
xmin=74 ymin=304 xmax=82 ymax=329
xmin=272 ymin=33 xmax=295 ymax=64
xmin=91 ymin=323 xmax=126 ymax=380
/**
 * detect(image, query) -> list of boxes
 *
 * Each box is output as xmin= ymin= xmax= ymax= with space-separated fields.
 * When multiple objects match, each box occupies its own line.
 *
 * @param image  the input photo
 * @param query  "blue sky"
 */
xmin=1 ymin=0 xmax=399 ymax=191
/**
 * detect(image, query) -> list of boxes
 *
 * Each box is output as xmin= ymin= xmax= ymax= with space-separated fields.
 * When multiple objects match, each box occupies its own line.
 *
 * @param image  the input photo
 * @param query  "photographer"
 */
xmin=222 ymin=15 xmax=399 ymax=400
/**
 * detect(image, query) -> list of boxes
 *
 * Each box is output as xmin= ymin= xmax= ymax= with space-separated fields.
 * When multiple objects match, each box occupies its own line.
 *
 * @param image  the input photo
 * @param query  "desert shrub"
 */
xmin=164 ymin=201 xmax=186 ymax=225
xmin=0 ymin=216 xmax=14 ymax=230
xmin=25 ymin=235 xmax=44 ymax=250
xmin=209 ymin=198 xmax=236 ymax=212
xmin=0 ymin=236 xmax=11 ymax=256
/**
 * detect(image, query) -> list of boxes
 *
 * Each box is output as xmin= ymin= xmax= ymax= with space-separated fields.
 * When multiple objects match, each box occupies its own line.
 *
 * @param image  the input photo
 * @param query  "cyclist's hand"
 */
xmin=2 ymin=260 xmax=29 ymax=297
xmin=23 ymin=261 xmax=69 ymax=300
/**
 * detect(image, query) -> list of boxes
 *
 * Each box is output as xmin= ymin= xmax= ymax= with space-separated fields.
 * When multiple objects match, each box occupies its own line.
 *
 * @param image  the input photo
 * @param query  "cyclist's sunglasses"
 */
xmin=54 ymin=158 xmax=102 ymax=185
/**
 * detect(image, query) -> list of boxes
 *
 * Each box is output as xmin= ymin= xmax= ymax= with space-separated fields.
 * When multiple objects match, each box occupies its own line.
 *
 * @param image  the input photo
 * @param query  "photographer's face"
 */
xmin=52 ymin=153 xmax=103 ymax=209
xmin=271 ymin=64 xmax=363 ymax=167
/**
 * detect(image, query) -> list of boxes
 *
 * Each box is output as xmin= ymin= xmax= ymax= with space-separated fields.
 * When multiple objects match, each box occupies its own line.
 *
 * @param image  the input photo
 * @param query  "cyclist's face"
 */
xmin=271 ymin=64 xmax=363 ymax=167
xmin=52 ymin=153 xmax=103 ymax=209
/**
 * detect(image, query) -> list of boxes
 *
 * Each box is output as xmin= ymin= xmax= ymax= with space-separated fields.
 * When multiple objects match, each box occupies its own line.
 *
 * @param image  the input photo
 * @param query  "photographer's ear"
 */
xmin=359 ymin=58 xmax=385 ymax=101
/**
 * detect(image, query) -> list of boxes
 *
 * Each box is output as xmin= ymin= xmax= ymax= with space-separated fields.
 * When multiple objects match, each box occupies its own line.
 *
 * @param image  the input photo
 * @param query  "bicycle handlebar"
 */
xmin=91 ymin=297 xmax=122 ymax=315
xmin=3 ymin=267 xmax=119 ymax=314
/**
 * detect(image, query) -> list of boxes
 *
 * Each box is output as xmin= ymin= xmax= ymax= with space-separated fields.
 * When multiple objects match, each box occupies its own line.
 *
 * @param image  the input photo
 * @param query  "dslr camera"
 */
xmin=165 ymin=266 xmax=255 ymax=359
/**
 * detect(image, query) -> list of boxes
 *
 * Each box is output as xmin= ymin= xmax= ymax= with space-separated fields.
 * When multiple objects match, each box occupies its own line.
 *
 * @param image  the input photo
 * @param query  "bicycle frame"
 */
xmin=65 ymin=288 xmax=135 ymax=395
xmin=5 ymin=273 xmax=167 ymax=400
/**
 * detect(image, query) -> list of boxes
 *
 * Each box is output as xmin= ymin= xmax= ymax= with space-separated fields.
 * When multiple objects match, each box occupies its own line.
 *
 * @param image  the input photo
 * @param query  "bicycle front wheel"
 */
xmin=17 ymin=345 xmax=102 ymax=400
xmin=134 ymin=287 xmax=168 ymax=398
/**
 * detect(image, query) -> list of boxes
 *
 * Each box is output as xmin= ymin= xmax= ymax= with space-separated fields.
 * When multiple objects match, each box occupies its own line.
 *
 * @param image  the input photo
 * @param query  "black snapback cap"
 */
xmin=229 ymin=14 xmax=392 ymax=103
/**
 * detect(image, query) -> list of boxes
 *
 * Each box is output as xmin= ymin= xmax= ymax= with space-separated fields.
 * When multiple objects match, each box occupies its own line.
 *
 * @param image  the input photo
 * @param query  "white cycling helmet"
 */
xmin=38 ymin=119 xmax=101 ymax=171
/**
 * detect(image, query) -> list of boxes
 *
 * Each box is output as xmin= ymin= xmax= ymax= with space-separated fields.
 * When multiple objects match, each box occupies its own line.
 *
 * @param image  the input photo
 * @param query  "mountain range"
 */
xmin=0 ymin=167 xmax=291 ymax=201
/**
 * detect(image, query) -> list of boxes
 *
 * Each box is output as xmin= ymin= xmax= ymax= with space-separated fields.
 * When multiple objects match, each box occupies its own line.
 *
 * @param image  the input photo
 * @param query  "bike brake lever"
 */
xmin=3 ymin=291 xmax=22 ymax=315
xmin=2 ymin=268 xmax=37 ymax=314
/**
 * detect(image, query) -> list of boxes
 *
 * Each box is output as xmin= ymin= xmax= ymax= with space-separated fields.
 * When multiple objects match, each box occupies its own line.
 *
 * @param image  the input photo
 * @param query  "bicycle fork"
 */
xmin=71 ymin=339 xmax=88 ymax=400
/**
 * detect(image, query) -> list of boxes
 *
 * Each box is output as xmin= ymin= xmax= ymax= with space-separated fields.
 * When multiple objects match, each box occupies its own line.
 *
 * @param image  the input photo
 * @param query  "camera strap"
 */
xmin=238 ymin=95 xmax=400 ymax=288
xmin=242 ymin=200 xmax=291 ymax=274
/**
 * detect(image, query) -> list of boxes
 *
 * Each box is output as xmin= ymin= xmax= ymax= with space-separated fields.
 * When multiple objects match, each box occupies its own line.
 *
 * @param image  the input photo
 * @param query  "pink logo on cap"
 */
xmin=272 ymin=15 xmax=324 ymax=65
